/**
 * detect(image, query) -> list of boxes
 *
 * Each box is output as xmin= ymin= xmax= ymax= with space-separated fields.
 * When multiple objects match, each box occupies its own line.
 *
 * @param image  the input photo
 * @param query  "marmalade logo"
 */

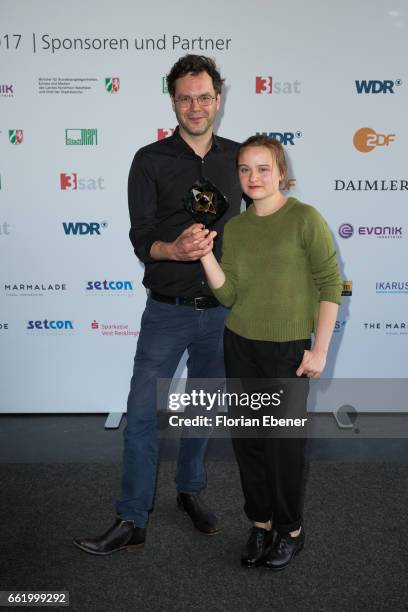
xmin=353 ymin=128 xmax=395 ymax=153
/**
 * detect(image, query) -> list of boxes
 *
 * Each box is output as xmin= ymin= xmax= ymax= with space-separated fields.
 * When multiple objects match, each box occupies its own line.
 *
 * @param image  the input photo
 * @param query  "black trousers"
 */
xmin=224 ymin=327 xmax=311 ymax=534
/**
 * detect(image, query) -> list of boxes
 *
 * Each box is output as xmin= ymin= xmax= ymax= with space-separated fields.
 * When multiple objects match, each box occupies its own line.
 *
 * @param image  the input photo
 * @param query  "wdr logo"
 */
xmin=256 ymin=131 xmax=302 ymax=145
xmin=355 ymin=79 xmax=402 ymax=94
xmin=62 ymin=222 xmax=108 ymax=236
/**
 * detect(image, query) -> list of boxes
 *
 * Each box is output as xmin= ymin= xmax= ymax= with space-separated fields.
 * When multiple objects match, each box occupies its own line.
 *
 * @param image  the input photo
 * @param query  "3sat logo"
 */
xmin=60 ymin=173 xmax=77 ymax=190
xmin=157 ymin=128 xmax=175 ymax=140
xmin=353 ymin=128 xmax=395 ymax=153
xmin=256 ymin=76 xmax=273 ymax=94
xmin=255 ymin=76 xmax=300 ymax=95
xmin=60 ymin=173 xmax=105 ymax=190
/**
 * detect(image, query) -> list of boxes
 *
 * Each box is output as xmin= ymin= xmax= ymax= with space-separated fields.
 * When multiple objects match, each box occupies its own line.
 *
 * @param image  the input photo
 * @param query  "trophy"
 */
xmin=183 ymin=179 xmax=229 ymax=227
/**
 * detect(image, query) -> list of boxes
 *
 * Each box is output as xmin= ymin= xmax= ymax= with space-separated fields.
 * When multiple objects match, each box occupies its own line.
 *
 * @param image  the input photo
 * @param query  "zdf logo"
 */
xmin=353 ymin=128 xmax=395 ymax=153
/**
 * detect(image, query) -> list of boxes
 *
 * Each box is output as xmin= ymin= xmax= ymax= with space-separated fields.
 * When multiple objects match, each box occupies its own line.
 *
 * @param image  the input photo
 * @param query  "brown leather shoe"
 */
xmin=177 ymin=493 xmax=219 ymax=535
xmin=73 ymin=518 xmax=146 ymax=555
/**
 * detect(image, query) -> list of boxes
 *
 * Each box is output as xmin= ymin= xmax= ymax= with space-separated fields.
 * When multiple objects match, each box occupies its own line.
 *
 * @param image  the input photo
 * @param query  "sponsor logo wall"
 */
xmin=0 ymin=0 xmax=406 ymax=413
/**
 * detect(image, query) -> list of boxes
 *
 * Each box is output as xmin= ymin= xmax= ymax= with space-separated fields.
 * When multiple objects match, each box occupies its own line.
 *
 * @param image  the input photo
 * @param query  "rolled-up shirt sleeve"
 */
xmin=210 ymin=223 xmax=238 ymax=307
xmin=128 ymin=150 xmax=159 ymax=264
xmin=303 ymin=207 xmax=343 ymax=305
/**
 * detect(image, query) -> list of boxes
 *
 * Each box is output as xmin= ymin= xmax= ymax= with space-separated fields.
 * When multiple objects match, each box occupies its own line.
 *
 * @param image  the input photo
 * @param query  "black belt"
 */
xmin=150 ymin=291 xmax=219 ymax=310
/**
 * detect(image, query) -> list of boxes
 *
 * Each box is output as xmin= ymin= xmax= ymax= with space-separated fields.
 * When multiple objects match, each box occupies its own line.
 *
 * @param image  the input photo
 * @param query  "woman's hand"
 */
xmin=296 ymin=348 xmax=327 ymax=378
xmin=199 ymin=230 xmax=218 ymax=260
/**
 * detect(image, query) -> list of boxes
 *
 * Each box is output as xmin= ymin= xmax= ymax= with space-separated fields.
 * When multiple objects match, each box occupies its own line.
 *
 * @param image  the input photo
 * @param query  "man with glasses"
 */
xmin=73 ymin=55 xmax=243 ymax=555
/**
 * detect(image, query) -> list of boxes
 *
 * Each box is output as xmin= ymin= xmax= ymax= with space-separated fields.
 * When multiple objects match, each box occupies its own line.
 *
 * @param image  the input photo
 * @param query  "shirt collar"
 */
xmin=171 ymin=125 xmax=223 ymax=154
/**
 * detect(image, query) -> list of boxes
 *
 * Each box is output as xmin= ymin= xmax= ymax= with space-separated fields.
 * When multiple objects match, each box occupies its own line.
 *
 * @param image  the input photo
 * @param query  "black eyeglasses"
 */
xmin=175 ymin=94 xmax=216 ymax=108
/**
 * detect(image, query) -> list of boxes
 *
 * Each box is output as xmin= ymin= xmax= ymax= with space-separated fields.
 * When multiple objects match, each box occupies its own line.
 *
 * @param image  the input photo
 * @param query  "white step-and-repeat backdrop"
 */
xmin=1 ymin=0 xmax=406 ymax=412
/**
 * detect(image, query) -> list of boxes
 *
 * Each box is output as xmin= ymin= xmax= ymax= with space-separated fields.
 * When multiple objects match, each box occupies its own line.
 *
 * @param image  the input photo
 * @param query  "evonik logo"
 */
xmin=338 ymin=224 xmax=403 ymax=239
xmin=60 ymin=173 xmax=105 ymax=190
xmin=355 ymin=79 xmax=402 ymax=94
xmin=62 ymin=221 xmax=108 ymax=235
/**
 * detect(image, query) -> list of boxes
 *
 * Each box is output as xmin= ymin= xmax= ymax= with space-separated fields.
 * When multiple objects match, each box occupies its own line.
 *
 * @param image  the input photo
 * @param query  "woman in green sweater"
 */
xmin=200 ymin=135 xmax=342 ymax=570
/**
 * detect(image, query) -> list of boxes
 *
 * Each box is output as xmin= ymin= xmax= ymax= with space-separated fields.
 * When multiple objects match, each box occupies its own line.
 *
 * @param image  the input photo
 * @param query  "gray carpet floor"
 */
xmin=1 ymin=462 xmax=407 ymax=612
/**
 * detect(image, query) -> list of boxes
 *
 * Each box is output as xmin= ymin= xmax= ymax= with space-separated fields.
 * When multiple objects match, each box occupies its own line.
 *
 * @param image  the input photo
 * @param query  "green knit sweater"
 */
xmin=211 ymin=197 xmax=343 ymax=341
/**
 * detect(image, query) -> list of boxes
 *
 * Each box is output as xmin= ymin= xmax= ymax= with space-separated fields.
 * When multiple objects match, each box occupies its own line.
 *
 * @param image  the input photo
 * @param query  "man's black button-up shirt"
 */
xmin=128 ymin=127 xmax=243 ymax=297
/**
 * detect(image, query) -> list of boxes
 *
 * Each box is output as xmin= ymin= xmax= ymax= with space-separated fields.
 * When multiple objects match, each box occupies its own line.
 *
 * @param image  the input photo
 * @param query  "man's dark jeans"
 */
xmin=116 ymin=296 xmax=228 ymax=528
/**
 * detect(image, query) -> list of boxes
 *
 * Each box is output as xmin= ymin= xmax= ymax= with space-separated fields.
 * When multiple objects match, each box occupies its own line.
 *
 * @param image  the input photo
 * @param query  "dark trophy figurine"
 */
xmin=183 ymin=179 xmax=229 ymax=227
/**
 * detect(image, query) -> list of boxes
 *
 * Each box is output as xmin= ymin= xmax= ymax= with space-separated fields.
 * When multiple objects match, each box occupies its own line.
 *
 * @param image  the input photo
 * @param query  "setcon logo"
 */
xmin=355 ymin=79 xmax=402 ymax=94
xmin=86 ymin=280 xmax=133 ymax=291
xmin=353 ymin=128 xmax=395 ymax=153
xmin=157 ymin=128 xmax=175 ymax=140
xmin=255 ymin=76 xmax=301 ymax=94
xmin=27 ymin=319 xmax=74 ymax=333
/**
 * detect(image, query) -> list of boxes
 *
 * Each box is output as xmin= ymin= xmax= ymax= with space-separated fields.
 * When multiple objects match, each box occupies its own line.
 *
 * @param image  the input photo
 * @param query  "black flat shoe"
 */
xmin=241 ymin=526 xmax=274 ymax=568
xmin=263 ymin=528 xmax=304 ymax=571
xmin=73 ymin=518 xmax=146 ymax=555
xmin=177 ymin=493 xmax=219 ymax=535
